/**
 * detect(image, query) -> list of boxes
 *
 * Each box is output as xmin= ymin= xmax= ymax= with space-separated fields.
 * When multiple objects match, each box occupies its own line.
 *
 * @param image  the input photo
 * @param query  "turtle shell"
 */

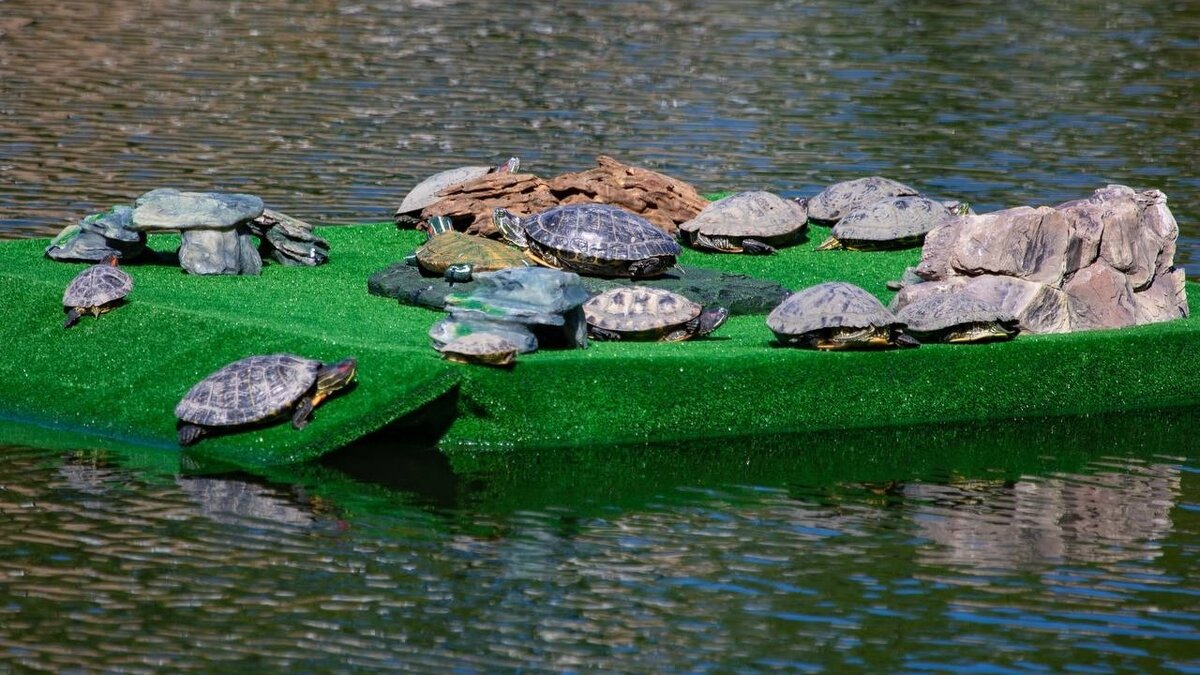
xmin=894 ymin=292 xmax=1015 ymax=333
xmin=679 ymin=191 xmax=808 ymax=237
xmin=584 ymin=287 xmax=701 ymax=333
xmin=414 ymin=231 xmax=528 ymax=274
xmin=524 ymin=204 xmax=681 ymax=262
xmin=175 ymin=354 xmax=321 ymax=427
xmin=397 ymin=165 xmax=492 ymax=215
xmin=438 ymin=333 xmax=519 ymax=365
xmin=831 ymin=196 xmax=953 ymax=245
xmin=807 ymin=176 xmax=919 ymax=223
xmin=767 ymin=282 xmax=898 ymax=336
xmin=63 ymin=263 xmax=133 ymax=308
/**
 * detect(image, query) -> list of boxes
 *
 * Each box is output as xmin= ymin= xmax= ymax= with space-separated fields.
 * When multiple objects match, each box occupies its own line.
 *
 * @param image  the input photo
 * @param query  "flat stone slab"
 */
xmin=368 ymin=262 xmax=791 ymax=315
xmin=132 ymin=188 xmax=265 ymax=231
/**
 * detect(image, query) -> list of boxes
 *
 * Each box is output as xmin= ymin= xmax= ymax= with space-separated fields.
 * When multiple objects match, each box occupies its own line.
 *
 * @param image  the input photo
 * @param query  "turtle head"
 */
xmin=942 ymin=200 xmax=972 ymax=216
xmin=101 ymin=254 xmax=120 ymax=267
xmin=424 ymin=216 xmax=455 ymax=238
xmin=316 ymin=357 xmax=358 ymax=395
xmin=492 ymin=208 xmax=527 ymax=248
xmin=697 ymin=306 xmax=731 ymax=337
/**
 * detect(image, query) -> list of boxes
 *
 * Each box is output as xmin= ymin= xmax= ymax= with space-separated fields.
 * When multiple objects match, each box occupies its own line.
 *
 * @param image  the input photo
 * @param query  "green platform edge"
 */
xmin=1 ymin=223 xmax=1196 ymax=470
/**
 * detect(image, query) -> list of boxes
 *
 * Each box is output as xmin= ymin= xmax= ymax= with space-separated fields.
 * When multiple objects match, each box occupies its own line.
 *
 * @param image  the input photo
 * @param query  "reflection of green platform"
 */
xmin=0 ymin=223 xmax=1197 ymax=469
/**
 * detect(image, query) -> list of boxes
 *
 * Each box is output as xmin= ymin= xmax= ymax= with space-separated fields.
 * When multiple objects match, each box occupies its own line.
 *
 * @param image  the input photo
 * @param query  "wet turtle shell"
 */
xmin=894 ymin=292 xmax=1018 ymax=343
xmin=584 ymin=287 xmax=727 ymax=341
xmin=396 ymin=165 xmax=494 ymax=216
xmin=498 ymin=204 xmax=681 ymax=278
xmin=438 ymin=332 xmax=519 ymax=366
xmin=767 ymin=282 xmax=914 ymax=349
xmin=414 ymin=231 xmax=528 ymax=275
xmin=807 ymin=176 xmax=919 ymax=224
xmin=62 ymin=260 xmax=133 ymax=327
xmin=821 ymin=196 xmax=954 ymax=250
xmin=678 ymin=191 xmax=808 ymax=254
xmin=175 ymin=354 xmax=323 ymax=428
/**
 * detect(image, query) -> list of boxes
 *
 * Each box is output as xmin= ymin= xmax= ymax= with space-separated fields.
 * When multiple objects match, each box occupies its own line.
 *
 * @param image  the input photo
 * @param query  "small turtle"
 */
xmin=894 ymin=293 xmax=1018 ymax=343
xmin=493 ymin=203 xmax=681 ymax=278
xmin=62 ymin=255 xmax=133 ymax=328
xmin=584 ymin=287 xmax=730 ymax=342
xmin=408 ymin=229 xmax=529 ymax=282
xmin=807 ymin=176 xmax=919 ymax=224
xmin=678 ymin=191 xmax=808 ymax=254
xmin=767 ymin=282 xmax=918 ymax=350
xmin=394 ymin=157 xmax=519 ymax=223
xmin=817 ymin=196 xmax=967 ymax=251
xmin=438 ymin=333 xmax=519 ymax=366
xmin=175 ymin=354 xmax=357 ymax=446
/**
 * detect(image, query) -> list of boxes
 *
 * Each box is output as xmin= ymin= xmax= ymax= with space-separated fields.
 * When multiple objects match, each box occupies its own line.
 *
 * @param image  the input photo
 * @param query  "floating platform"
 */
xmin=1 ymin=224 xmax=1196 ymax=469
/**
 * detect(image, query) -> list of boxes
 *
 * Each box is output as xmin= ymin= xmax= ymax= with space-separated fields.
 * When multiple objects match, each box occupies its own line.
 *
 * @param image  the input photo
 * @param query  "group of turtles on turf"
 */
xmin=394 ymin=169 xmax=1018 ymax=364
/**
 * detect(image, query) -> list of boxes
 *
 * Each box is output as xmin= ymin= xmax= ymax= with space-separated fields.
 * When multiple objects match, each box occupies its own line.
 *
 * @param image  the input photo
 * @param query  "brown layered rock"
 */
xmin=900 ymin=185 xmax=1187 ymax=334
xmin=422 ymin=172 xmax=559 ymax=236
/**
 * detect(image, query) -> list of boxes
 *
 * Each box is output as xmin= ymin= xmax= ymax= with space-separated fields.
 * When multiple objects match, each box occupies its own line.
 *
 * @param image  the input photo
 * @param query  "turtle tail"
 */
xmin=63 ymin=308 xmax=82 ymax=329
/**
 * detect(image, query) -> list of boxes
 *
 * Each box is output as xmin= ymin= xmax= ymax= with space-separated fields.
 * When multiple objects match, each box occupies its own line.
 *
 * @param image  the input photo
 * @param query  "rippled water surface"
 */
xmin=3 ymin=0 xmax=1200 ymax=669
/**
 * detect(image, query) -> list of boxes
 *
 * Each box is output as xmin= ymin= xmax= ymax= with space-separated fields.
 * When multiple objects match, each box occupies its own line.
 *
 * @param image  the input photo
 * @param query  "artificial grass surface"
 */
xmin=1 ymin=222 xmax=1197 ymax=469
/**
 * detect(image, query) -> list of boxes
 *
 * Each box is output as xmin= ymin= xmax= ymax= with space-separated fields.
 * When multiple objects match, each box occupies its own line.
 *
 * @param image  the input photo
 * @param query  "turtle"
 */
xmin=766 ymin=282 xmax=918 ymax=350
xmin=806 ymin=176 xmax=919 ymax=224
xmin=438 ymin=332 xmax=520 ymax=366
xmin=493 ymin=203 xmax=681 ymax=278
xmin=394 ymin=157 xmax=519 ymax=224
xmin=174 ymin=354 xmax=357 ymax=446
xmin=817 ymin=196 xmax=968 ymax=251
xmin=894 ymin=292 xmax=1019 ymax=343
xmin=62 ymin=255 xmax=133 ymax=328
xmin=407 ymin=229 xmax=529 ymax=282
xmin=678 ymin=191 xmax=809 ymax=254
xmin=583 ymin=287 xmax=730 ymax=341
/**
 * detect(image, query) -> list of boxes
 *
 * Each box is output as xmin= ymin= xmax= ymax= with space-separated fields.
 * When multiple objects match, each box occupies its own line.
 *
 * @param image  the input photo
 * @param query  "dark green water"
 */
xmin=2 ymin=0 xmax=1200 ymax=669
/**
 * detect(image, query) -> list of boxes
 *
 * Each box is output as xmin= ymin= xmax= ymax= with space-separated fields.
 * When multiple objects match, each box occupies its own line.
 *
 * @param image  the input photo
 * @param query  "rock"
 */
xmin=45 ymin=207 xmax=147 ymax=262
xmin=443 ymin=267 xmax=590 ymax=349
xmin=422 ymin=172 xmax=559 ymax=235
xmin=45 ymin=226 xmax=121 ymax=262
xmin=1063 ymin=263 xmax=1136 ymax=331
xmin=249 ymin=208 xmax=330 ymax=266
xmin=132 ymin=188 xmax=264 ymax=231
xmin=961 ymin=276 xmax=1072 ymax=334
xmin=428 ymin=316 xmax=538 ymax=354
xmin=1133 ymin=268 xmax=1188 ymax=326
xmin=179 ymin=225 xmax=263 ymax=276
xmin=950 ymin=206 xmax=1070 ymax=286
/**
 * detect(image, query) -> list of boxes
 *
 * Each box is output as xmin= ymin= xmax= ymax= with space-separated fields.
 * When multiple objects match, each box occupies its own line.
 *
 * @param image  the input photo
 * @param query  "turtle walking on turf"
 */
xmin=767 ymin=282 xmax=918 ymax=350
xmin=584 ymin=287 xmax=730 ymax=341
xmin=438 ymin=332 xmax=520 ymax=366
xmin=62 ymin=255 xmax=133 ymax=328
xmin=174 ymin=354 xmax=357 ymax=446
xmin=678 ymin=191 xmax=809 ymax=254
xmin=406 ymin=217 xmax=529 ymax=282
xmin=493 ymin=203 xmax=681 ymax=278
xmin=807 ymin=176 xmax=919 ymax=224
xmin=894 ymin=292 xmax=1019 ymax=343
xmin=817 ymin=196 xmax=969 ymax=251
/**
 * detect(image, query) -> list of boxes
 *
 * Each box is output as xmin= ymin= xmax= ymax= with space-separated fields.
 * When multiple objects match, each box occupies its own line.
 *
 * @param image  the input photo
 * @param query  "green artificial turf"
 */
xmin=1 ymin=222 xmax=1197 ymax=469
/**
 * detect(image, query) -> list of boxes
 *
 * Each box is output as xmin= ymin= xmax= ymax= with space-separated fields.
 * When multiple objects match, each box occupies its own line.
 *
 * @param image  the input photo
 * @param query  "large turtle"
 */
xmin=894 ymin=293 xmax=1019 ymax=343
xmin=817 ymin=196 xmax=967 ymax=251
xmin=493 ymin=203 xmax=681 ymax=278
xmin=408 ymin=228 xmax=529 ymax=282
xmin=62 ymin=256 xmax=133 ymax=328
xmin=394 ymin=157 xmax=519 ymax=224
xmin=678 ymin=191 xmax=808 ymax=254
xmin=767 ymin=282 xmax=918 ymax=350
xmin=584 ymin=287 xmax=730 ymax=341
xmin=807 ymin=176 xmax=919 ymax=224
xmin=174 ymin=354 xmax=357 ymax=446
xmin=438 ymin=332 xmax=520 ymax=366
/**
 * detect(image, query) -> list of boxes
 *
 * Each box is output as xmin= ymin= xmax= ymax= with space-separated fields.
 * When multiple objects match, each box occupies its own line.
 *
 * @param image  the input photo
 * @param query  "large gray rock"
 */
xmin=1063 ymin=263 xmax=1136 ymax=331
xmin=132 ymin=188 xmax=264 ymax=232
xmin=179 ymin=225 xmax=263 ymax=276
xmin=45 ymin=206 xmax=147 ymax=262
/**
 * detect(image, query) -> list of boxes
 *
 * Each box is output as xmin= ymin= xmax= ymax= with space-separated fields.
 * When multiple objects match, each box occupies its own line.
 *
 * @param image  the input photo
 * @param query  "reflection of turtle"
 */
xmin=807 ymin=176 xmax=919 ymax=224
xmin=894 ymin=293 xmax=1018 ymax=343
xmin=678 ymin=191 xmax=808 ymax=254
xmin=493 ymin=204 xmax=680 ymax=278
xmin=62 ymin=256 xmax=133 ymax=328
xmin=174 ymin=354 xmax=357 ymax=446
xmin=410 ymin=230 xmax=529 ymax=282
xmin=817 ymin=196 xmax=964 ymax=251
xmin=395 ymin=157 xmax=519 ymax=223
xmin=767 ymin=282 xmax=918 ymax=350
xmin=438 ymin=333 xmax=519 ymax=366
xmin=584 ymin=287 xmax=730 ymax=341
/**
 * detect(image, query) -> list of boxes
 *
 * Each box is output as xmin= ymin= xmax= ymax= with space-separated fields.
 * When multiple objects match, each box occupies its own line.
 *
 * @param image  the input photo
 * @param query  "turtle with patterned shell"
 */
xmin=406 ymin=217 xmax=529 ymax=282
xmin=678 ymin=190 xmax=809 ymax=254
xmin=584 ymin=287 xmax=730 ymax=342
xmin=62 ymin=255 xmax=133 ymax=328
xmin=767 ymin=282 xmax=918 ymax=350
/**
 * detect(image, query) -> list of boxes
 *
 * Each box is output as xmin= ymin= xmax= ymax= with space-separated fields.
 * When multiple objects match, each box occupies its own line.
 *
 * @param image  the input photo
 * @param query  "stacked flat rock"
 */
xmin=45 ymin=206 xmax=147 ymax=262
xmin=894 ymin=185 xmax=1187 ymax=333
xmin=430 ymin=267 xmax=591 ymax=352
xmin=247 ymin=208 xmax=330 ymax=267
xmin=131 ymin=188 xmax=264 ymax=276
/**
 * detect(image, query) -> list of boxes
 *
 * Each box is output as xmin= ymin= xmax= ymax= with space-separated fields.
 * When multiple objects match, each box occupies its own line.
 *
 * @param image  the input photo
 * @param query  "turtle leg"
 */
xmin=739 ymin=238 xmax=776 ymax=255
xmin=63 ymin=308 xmax=82 ymax=329
xmin=588 ymin=327 xmax=623 ymax=341
xmin=694 ymin=233 xmax=740 ymax=253
xmin=291 ymin=396 xmax=315 ymax=429
xmin=815 ymin=236 xmax=845 ymax=251
xmin=177 ymin=424 xmax=206 ymax=446
xmin=627 ymin=256 xmax=673 ymax=278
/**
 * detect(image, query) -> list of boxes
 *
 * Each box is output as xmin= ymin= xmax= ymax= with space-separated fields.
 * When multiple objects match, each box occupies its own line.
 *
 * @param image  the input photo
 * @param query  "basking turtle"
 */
xmin=493 ymin=203 xmax=681 ymax=278
xmin=62 ymin=256 xmax=133 ymax=328
xmin=174 ymin=354 xmax=357 ymax=446
xmin=438 ymin=332 xmax=519 ymax=366
xmin=409 ymin=229 xmax=529 ymax=282
xmin=894 ymin=293 xmax=1018 ymax=343
xmin=807 ymin=176 xmax=919 ymax=224
xmin=583 ymin=287 xmax=730 ymax=341
xmin=817 ymin=196 xmax=967 ymax=251
xmin=767 ymin=282 xmax=918 ymax=350
xmin=394 ymin=157 xmax=519 ymax=223
xmin=678 ymin=191 xmax=808 ymax=254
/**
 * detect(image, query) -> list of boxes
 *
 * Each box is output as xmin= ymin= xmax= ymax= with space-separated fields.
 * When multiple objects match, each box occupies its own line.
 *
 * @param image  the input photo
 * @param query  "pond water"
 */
xmin=1 ymin=0 xmax=1199 ymax=670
